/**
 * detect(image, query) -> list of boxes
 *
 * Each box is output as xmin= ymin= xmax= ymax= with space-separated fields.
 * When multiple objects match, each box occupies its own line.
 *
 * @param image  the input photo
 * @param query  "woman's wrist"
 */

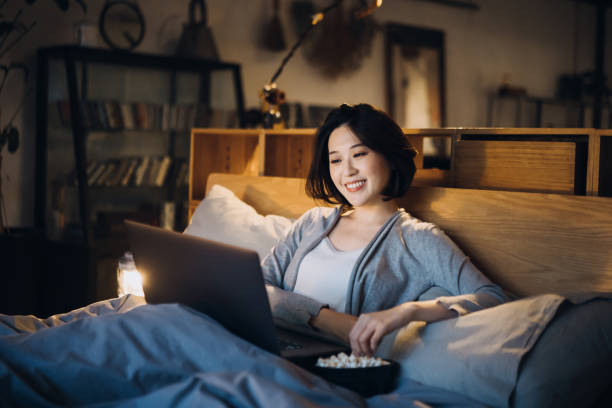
xmin=396 ymin=302 xmax=418 ymax=326
xmin=401 ymin=299 xmax=457 ymax=323
xmin=310 ymin=308 xmax=357 ymax=343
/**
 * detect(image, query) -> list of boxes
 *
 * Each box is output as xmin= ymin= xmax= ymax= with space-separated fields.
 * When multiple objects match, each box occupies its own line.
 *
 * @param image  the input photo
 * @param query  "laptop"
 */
xmin=124 ymin=220 xmax=350 ymax=362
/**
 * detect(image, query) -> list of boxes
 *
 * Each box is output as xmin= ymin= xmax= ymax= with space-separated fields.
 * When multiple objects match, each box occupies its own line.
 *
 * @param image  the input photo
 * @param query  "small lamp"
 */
xmin=117 ymin=251 xmax=144 ymax=297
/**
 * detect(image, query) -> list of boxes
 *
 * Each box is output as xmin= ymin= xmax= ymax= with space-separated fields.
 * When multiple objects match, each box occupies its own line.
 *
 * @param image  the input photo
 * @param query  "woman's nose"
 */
xmin=342 ymin=159 xmax=357 ymax=176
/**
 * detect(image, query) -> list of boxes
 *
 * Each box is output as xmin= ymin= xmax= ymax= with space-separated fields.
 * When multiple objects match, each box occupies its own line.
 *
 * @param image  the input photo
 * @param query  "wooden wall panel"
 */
xmin=588 ymin=132 xmax=601 ymax=196
xmin=264 ymin=133 xmax=314 ymax=178
xmin=453 ymin=140 xmax=576 ymax=194
xmin=399 ymin=186 xmax=612 ymax=297
xmin=190 ymin=130 xmax=260 ymax=201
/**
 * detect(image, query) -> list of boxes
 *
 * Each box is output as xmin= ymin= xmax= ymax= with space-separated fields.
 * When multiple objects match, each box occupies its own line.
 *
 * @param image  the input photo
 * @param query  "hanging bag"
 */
xmin=176 ymin=0 xmax=219 ymax=60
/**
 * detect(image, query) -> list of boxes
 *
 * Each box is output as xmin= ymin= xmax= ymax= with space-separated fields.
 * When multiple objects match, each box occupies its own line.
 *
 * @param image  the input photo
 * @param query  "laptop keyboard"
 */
xmin=278 ymin=338 xmax=303 ymax=351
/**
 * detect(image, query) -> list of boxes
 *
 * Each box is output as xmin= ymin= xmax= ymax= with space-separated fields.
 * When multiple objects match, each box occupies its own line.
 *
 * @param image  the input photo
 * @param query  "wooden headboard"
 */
xmin=203 ymin=173 xmax=612 ymax=298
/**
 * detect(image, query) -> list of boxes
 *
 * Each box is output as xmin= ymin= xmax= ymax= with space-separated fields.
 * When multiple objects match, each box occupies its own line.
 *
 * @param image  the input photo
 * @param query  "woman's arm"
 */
xmin=349 ymin=299 xmax=457 ymax=356
xmin=411 ymin=225 xmax=511 ymax=314
xmin=309 ymin=308 xmax=357 ymax=343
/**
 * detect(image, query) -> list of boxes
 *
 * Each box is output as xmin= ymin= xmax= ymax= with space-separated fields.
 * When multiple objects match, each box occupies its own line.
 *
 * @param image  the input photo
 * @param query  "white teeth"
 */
xmin=346 ymin=180 xmax=365 ymax=189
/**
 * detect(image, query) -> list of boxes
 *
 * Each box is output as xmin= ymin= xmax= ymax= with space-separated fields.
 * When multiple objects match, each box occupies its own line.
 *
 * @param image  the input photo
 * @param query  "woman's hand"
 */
xmin=349 ymin=300 xmax=458 ymax=356
xmin=349 ymin=303 xmax=414 ymax=356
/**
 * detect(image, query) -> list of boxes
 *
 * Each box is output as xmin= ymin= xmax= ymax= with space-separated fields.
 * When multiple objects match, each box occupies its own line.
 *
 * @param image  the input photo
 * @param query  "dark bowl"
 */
xmin=308 ymin=357 xmax=400 ymax=397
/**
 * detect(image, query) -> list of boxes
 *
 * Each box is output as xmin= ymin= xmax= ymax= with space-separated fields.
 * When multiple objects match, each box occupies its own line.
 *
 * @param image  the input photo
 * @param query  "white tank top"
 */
xmin=293 ymin=237 xmax=363 ymax=312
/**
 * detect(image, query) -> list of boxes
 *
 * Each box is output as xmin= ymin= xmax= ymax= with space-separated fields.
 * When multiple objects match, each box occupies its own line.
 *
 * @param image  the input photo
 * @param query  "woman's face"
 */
xmin=328 ymin=125 xmax=391 ymax=208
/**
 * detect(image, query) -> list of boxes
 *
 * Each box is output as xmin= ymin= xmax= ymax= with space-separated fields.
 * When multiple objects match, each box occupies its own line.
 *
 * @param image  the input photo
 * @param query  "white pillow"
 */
xmin=184 ymin=184 xmax=294 ymax=260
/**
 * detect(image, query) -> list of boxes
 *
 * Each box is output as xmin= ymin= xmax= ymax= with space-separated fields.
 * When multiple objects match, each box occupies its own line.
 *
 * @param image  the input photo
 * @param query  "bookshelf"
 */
xmin=35 ymin=46 xmax=245 ymax=311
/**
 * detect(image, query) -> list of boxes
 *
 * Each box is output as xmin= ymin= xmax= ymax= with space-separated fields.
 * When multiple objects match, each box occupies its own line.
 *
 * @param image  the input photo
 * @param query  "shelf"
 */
xmin=487 ymin=93 xmax=612 ymax=128
xmin=187 ymin=128 xmax=455 ymax=220
xmin=35 ymin=45 xmax=246 ymax=308
xmin=50 ymin=100 xmax=239 ymax=132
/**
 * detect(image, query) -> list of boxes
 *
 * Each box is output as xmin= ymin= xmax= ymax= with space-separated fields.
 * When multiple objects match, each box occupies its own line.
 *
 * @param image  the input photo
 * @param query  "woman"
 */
xmin=262 ymin=103 xmax=509 ymax=356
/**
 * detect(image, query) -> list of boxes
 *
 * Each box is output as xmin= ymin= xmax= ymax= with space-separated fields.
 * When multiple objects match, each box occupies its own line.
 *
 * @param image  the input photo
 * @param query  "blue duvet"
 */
xmin=0 ymin=296 xmax=480 ymax=407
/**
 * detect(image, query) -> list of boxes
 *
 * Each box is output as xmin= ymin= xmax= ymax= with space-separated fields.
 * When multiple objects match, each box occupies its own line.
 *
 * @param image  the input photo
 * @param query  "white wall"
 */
xmin=0 ymin=0 xmax=606 ymax=227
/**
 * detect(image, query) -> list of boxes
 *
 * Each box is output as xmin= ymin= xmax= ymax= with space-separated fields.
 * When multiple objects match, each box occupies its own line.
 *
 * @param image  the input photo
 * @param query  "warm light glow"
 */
xmin=311 ymin=12 xmax=324 ymax=25
xmin=117 ymin=252 xmax=144 ymax=297
xmin=117 ymin=268 xmax=144 ymax=297
xmin=354 ymin=0 xmax=383 ymax=19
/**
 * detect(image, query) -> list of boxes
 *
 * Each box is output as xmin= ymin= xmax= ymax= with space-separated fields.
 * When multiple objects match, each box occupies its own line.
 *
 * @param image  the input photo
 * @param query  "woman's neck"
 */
xmin=344 ymin=200 xmax=398 ymax=226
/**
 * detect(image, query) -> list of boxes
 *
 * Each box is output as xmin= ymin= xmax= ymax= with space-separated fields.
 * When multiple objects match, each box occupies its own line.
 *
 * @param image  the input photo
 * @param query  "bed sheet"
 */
xmin=0 ymin=295 xmax=478 ymax=408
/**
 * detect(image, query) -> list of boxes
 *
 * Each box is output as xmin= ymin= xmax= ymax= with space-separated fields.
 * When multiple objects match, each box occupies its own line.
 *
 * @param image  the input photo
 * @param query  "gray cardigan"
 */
xmin=261 ymin=206 xmax=510 ymax=327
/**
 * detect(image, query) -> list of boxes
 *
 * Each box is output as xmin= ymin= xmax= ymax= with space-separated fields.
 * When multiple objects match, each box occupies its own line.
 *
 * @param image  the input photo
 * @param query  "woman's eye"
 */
xmin=354 ymin=152 xmax=368 ymax=158
xmin=330 ymin=159 xmax=341 ymax=164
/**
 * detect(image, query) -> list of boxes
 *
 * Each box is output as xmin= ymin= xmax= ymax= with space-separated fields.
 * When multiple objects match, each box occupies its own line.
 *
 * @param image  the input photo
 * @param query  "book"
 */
xmin=97 ymin=161 xmax=117 ymax=186
xmin=175 ymin=160 xmax=188 ymax=187
xmin=155 ymin=156 xmax=172 ymax=187
xmin=133 ymin=156 xmax=150 ymax=186
xmin=120 ymin=158 xmax=139 ymax=186
xmin=106 ymin=101 xmax=124 ymax=129
xmin=88 ymin=162 xmax=107 ymax=186
xmin=146 ymin=104 xmax=155 ymax=130
xmin=86 ymin=160 xmax=99 ymax=177
xmin=146 ymin=157 xmax=162 ymax=186
xmin=120 ymin=103 xmax=135 ymax=130
xmin=107 ymin=158 xmax=129 ymax=187
xmin=96 ymin=101 xmax=110 ymax=130
xmin=134 ymin=102 xmax=148 ymax=129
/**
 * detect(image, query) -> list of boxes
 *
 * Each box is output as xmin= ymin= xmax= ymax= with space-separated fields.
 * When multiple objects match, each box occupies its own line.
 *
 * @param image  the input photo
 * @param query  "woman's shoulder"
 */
xmin=299 ymin=206 xmax=339 ymax=219
xmin=293 ymin=206 xmax=341 ymax=228
xmin=394 ymin=209 xmax=456 ymax=250
xmin=396 ymin=209 xmax=439 ymax=233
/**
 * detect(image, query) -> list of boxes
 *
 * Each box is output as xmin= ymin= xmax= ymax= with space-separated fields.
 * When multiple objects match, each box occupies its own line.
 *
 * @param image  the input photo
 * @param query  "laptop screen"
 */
xmin=125 ymin=220 xmax=280 ymax=355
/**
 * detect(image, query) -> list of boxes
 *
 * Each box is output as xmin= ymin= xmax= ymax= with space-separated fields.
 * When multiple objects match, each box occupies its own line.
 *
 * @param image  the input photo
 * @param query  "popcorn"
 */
xmin=315 ymin=352 xmax=389 ymax=369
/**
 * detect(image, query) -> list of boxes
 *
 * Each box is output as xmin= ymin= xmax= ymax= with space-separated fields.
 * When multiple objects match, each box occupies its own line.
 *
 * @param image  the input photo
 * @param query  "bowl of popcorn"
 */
xmin=311 ymin=352 xmax=399 ymax=397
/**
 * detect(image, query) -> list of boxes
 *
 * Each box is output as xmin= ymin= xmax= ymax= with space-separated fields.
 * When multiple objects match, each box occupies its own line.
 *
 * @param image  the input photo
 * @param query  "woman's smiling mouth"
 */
xmin=346 ymin=180 xmax=366 ymax=192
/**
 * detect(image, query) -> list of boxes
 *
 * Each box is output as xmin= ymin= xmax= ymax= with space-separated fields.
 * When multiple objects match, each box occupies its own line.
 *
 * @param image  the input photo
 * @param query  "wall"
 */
xmin=0 ymin=0 xmax=607 ymax=227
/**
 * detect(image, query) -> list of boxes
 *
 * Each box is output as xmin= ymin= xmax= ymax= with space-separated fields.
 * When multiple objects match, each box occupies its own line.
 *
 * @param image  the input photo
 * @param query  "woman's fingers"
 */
xmin=348 ymin=318 xmax=365 ymax=355
xmin=350 ymin=303 xmax=417 ymax=356
xmin=370 ymin=328 xmax=383 ymax=353
xmin=349 ymin=317 xmax=365 ymax=355
xmin=357 ymin=325 xmax=373 ymax=355
xmin=351 ymin=308 xmax=402 ymax=355
xmin=350 ymin=314 xmax=385 ymax=356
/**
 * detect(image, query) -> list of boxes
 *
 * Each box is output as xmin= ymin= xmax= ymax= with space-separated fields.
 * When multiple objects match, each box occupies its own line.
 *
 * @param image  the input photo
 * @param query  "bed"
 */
xmin=1 ymin=172 xmax=611 ymax=407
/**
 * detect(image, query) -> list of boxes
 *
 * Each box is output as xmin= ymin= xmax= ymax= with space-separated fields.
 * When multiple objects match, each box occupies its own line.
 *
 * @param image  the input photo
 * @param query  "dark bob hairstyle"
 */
xmin=305 ymin=103 xmax=417 ymax=206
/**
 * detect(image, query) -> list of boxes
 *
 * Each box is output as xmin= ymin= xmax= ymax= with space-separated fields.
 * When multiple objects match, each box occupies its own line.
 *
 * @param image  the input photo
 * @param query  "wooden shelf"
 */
xmin=188 ymin=127 xmax=611 ymax=220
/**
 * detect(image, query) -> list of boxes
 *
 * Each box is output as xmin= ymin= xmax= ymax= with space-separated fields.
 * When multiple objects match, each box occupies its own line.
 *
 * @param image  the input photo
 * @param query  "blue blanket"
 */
xmin=0 ymin=296 xmax=480 ymax=407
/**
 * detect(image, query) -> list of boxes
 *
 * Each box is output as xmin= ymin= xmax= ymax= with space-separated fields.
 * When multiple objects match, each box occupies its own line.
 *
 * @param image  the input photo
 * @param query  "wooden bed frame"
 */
xmin=198 ymin=173 xmax=612 ymax=298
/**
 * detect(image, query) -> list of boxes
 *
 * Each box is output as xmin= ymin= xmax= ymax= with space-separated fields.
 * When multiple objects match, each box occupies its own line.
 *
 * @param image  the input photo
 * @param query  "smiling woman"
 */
xmin=262 ymin=103 xmax=509 ymax=357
